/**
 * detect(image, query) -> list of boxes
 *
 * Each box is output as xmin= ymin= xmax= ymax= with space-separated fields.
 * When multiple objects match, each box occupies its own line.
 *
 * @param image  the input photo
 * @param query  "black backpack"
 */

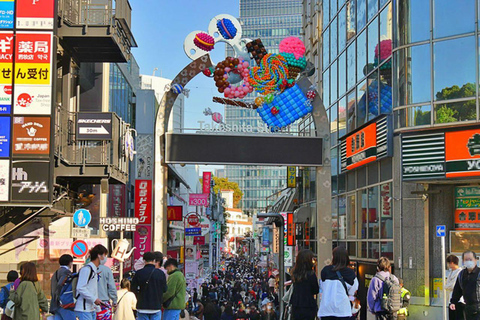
xmin=376 ymin=275 xmax=402 ymax=313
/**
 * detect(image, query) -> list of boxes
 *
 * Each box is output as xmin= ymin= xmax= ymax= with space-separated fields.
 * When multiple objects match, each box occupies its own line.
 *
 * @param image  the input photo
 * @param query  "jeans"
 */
xmin=137 ymin=311 xmax=162 ymax=320
xmin=54 ymin=308 xmax=76 ymax=320
xmin=74 ymin=311 xmax=96 ymax=320
xmin=163 ymin=309 xmax=181 ymax=320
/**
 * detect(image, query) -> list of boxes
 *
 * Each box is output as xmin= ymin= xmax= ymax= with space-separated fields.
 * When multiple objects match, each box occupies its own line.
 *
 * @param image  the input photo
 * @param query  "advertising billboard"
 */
xmin=12 ymin=116 xmax=50 ymax=155
xmin=135 ymin=180 xmax=152 ymax=224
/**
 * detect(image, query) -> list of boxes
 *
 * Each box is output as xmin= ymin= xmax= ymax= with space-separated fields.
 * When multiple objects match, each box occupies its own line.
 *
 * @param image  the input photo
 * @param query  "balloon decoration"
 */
xmin=171 ymin=83 xmax=184 ymax=94
xmin=204 ymin=107 xmax=224 ymax=124
xmin=368 ymin=81 xmax=392 ymax=115
xmin=214 ymin=57 xmax=253 ymax=99
xmin=306 ymin=90 xmax=316 ymax=101
xmin=194 ymin=32 xmax=215 ymax=52
xmin=374 ymin=39 xmax=392 ymax=70
xmin=203 ymin=66 xmax=215 ymax=77
xmin=216 ymin=18 xmax=237 ymax=40
xmin=248 ymin=54 xmax=289 ymax=95
xmin=279 ymin=37 xmax=307 ymax=80
xmin=246 ymin=39 xmax=268 ymax=66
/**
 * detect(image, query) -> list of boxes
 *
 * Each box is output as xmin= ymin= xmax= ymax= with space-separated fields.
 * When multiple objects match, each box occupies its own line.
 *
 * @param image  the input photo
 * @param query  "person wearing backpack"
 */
xmin=317 ymin=246 xmax=359 ymax=319
xmin=131 ymin=252 xmax=168 ymax=320
xmin=0 ymin=270 xmax=18 ymax=320
xmin=367 ymin=257 xmax=400 ymax=320
xmin=450 ymin=250 xmax=480 ymax=320
xmin=50 ymin=254 xmax=74 ymax=320
xmin=75 ymin=244 xmax=108 ymax=320
xmin=8 ymin=262 xmax=48 ymax=320
xmin=162 ymin=258 xmax=186 ymax=320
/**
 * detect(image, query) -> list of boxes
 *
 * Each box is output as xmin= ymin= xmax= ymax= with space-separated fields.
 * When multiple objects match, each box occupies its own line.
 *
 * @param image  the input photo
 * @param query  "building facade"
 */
xmin=303 ymin=0 xmax=480 ymax=318
xmin=225 ymin=0 xmax=303 ymax=213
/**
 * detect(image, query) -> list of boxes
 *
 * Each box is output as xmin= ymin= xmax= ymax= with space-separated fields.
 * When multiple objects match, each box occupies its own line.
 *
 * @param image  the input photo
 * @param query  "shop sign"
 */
xmin=189 ymin=193 xmax=209 ymax=207
xmin=193 ymin=236 xmax=205 ymax=245
xmin=0 ymin=1 xmax=14 ymax=29
xmin=76 ymin=112 xmax=113 ymax=140
xmin=457 ymin=186 xmax=480 ymax=197
xmin=455 ymin=209 xmax=480 ymax=230
xmin=262 ymin=227 xmax=270 ymax=246
xmin=71 ymin=227 xmax=91 ymax=239
xmin=402 ymin=133 xmax=446 ymax=180
xmin=456 ymin=198 xmax=480 ymax=209
xmin=0 ymin=32 xmax=13 ymax=114
xmin=445 ymin=129 xmax=480 ymax=178
xmin=167 ymin=205 xmax=183 ymax=221
xmin=134 ymin=225 xmax=151 ymax=262
xmin=136 ymin=134 xmax=153 ymax=179
xmin=12 ymin=116 xmax=50 ymax=155
xmin=100 ymin=217 xmax=139 ymax=232
xmin=0 ymin=116 xmax=10 ymax=157
xmin=202 ymin=172 xmax=212 ymax=194
xmin=380 ymin=184 xmax=391 ymax=218
xmin=287 ymin=166 xmax=296 ymax=188
xmin=0 ymin=159 xmax=8 ymax=201
xmin=11 ymin=159 xmax=49 ymax=202
xmin=341 ymin=115 xmax=392 ymax=172
xmin=286 ymin=212 xmax=295 ymax=246
xmin=135 ymin=180 xmax=152 ymax=224
xmin=187 ymin=214 xmax=200 ymax=227
xmin=16 ymin=0 xmax=55 ymax=30
xmin=285 ymin=246 xmax=293 ymax=268
xmin=185 ymin=228 xmax=201 ymax=236
xmin=108 ymin=184 xmax=125 ymax=217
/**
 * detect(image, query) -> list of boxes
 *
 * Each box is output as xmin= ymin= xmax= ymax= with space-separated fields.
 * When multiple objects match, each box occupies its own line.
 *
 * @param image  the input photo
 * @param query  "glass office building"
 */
xmin=225 ymin=0 xmax=303 ymax=212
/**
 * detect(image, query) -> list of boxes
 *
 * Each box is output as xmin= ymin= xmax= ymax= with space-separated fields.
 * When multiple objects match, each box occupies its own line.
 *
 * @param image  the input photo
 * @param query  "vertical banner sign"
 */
xmin=287 ymin=166 xmax=296 ymax=188
xmin=287 ymin=212 xmax=295 ymax=246
xmin=108 ymin=184 xmax=125 ymax=217
xmin=134 ymin=225 xmax=151 ymax=262
xmin=16 ymin=0 xmax=55 ymax=30
xmin=0 ymin=116 xmax=10 ymax=156
xmin=0 ymin=1 xmax=14 ymax=29
xmin=135 ymin=180 xmax=152 ymax=224
xmin=0 ymin=32 xmax=13 ymax=114
xmin=203 ymin=172 xmax=212 ymax=194
xmin=14 ymin=32 xmax=53 ymax=115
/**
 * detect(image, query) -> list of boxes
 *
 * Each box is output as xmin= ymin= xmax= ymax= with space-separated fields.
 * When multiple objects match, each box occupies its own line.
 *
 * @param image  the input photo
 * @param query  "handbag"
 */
xmin=4 ymin=300 xmax=14 ymax=318
xmin=336 ymin=271 xmax=361 ymax=316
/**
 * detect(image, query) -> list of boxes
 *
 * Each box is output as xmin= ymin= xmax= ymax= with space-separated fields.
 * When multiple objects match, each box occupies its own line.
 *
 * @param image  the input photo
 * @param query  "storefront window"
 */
xmin=381 ymin=241 xmax=393 ymax=259
xmin=347 ymin=193 xmax=357 ymax=238
xmin=339 ymin=195 xmax=347 ymax=239
xmin=348 ymin=242 xmax=357 ymax=257
xmin=380 ymin=183 xmax=393 ymax=239
xmin=332 ymin=197 xmax=338 ymax=240
xmin=369 ymin=241 xmax=380 ymax=259
xmin=434 ymin=0 xmax=475 ymax=39
xmin=398 ymin=0 xmax=430 ymax=45
xmin=359 ymin=189 xmax=368 ymax=239
xmin=397 ymin=44 xmax=431 ymax=106
xmin=368 ymin=186 xmax=379 ymax=239
xmin=359 ymin=241 xmax=367 ymax=258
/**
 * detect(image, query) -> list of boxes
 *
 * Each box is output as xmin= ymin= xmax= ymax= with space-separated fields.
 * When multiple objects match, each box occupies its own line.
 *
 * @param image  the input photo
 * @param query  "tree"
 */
xmin=200 ymin=176 xmax=243 ymax=208
xmin=435 ymin=83 xmax=476 ymax=123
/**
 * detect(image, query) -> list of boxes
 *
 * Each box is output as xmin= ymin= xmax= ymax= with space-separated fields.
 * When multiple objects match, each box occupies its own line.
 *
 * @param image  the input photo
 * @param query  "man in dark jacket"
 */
xmin=50 ymin=254 xmax=74 ymax=319
xmin=450 ymin=250 xmax=480 ymax=320
xmin=132 ymin=252 xmax=168 ymax=320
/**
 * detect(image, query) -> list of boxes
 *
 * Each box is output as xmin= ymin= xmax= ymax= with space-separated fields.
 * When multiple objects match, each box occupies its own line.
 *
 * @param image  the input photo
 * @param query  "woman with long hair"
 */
xmin=113 ymin=279 xmax=137 ymax=320
xmin=289 ymin=249 xmax=319 ymax=320
xmin=317 ymin=247 xmax=359 ymax=320
xmin=9 ymin=262 xmax=48 ymax=320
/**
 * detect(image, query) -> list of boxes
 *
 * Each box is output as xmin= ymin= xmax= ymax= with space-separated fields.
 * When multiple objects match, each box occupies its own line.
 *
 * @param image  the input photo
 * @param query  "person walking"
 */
xmin=75 ymin=244 xmax=108 ymax=320
xmin=259 ymin=302 xmax=277 ymax=320
xmin=163 ymin=258 xmax=186 ymax=320
xmin=289 ymin=249 xmax=320 ymax=320
xmin=0 ymin=270 xmax=18 ymax=320
xmin=97 ymin=263 xmax=118 ymax=320
xmin=317 ymin=246 xmax=359 ymax=320
xmin=397 ymin=279 xmax=410 ymax=320
xmin=131 ymin=252 xmax=168 ymax=320
xmin=50 ymin=254 xmax=75 ymax=320
xmin=221 ymin=303 xmax=234 ymax=320
xmin=268 ymin=276 xmax=276 ymax=295
xmin=8 ymin=262 xmax=48 ymax=320
xmin=113 ymin=279 xmax=137 ymax=320
xmin=367 ymin=257 xmax=400 ymax=320
xmin=446 ymin=255 xmax=465 ymax=320
xmin=450 ymin=250 xmax=480 ymax=319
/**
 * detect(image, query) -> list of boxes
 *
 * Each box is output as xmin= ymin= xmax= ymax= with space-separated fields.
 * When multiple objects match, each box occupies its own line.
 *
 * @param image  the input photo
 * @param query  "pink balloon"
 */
xmin=225 ymin=67 xmax=231 ymax=73
xmin=243 ymin=62 xmax=249 ymax=68
xmin=225 ymin=88 xmax=231 ymax=94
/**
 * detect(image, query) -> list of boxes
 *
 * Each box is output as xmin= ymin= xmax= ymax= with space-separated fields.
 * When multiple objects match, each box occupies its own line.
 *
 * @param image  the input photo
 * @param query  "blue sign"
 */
xmin=185 ymin=228 xmax=201 ymax=236
xmin=0 ymin=1 xmax=14 ymax=29
xmin=71 ymin=240 xmax=88 ymax=258
xmin=0 ymin=117 xmax=9 ymax=157
xmin=436 ymin=225 xmax=446 ymax=237
xmin=73 ymin=209 xmax=91 ymax=227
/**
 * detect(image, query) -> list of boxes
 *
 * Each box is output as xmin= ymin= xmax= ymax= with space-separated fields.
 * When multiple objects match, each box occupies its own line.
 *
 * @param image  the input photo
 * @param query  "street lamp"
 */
xmin=257 ymin=213 xmax=285 ymax=315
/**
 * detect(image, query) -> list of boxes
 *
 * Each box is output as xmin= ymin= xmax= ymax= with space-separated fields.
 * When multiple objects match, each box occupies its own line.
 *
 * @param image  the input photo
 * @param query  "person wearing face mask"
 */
xmin=97 ymin=258 xmax=118 ymax=320
xmin=50 ymin=254 xmax=74 ymax=320
xmin=445 ymin=255 xmax=464 ymax=320
xmin=450 ymin=250 xmax=480 ymax=319
xmin=260 ymin=302 xmax=277 ymax=320
xmin=75 ymin=244 xmax=108 ymax=320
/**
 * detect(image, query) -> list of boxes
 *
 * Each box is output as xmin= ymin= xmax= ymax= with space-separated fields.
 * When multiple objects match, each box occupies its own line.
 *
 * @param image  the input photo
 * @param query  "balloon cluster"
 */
xmin=203 ymin=107 xmax=224 ymax=124
xmin=171 ymin=83 xmax=184 ymax=94
xmin=368 ymin=80 xmax=392 ymax=115
xmin=216 ymin=18 xmax=237 ymax=40
xmin=279 ymin=37 xmax=307 ymax=80
xmin=246 ymin=39 xmax=268 ymax=66
xmin=214 ymin=57 xmax=254 ymax=99
xmin=203 ymin=66 xmax=215 ymax=77
xmin=374 ymin=39 xmax=392 ymax=70
xmin=248 ymin=54 xmax=289 ymax=95
xmin=194 ymin=32 xmax=215 ymax=52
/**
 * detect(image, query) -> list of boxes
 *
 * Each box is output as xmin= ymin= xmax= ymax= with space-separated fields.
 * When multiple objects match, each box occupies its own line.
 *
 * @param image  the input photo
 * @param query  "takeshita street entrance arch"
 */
xmin=153 ymin=14 xmax=333 ymax=270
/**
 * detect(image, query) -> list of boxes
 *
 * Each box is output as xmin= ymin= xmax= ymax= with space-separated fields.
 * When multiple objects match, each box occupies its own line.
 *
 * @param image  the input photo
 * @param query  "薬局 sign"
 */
xmin=341 ymin=115 xmax=392 ymax=172
xmin=287 ymin=166 xmax=296 ymax=188
xmin=135 ymin=180 xmax=152 ymax=224
xmin=16 ymin=0 xmax=55 ymax=30
xmin=203 ymin=172 xmax=212 ymax=194
xmin=167 ymin=206 xmax=183 ymax=221
xmin=189 ymin=193 xmax=209 ymax=207
xmin=12 ymin=116 xmax=50 ymax=155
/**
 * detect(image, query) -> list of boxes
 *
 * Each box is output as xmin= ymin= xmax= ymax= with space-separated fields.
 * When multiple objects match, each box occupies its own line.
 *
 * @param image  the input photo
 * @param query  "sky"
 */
xmin=131 ymin=0 xmax=240 ymax=130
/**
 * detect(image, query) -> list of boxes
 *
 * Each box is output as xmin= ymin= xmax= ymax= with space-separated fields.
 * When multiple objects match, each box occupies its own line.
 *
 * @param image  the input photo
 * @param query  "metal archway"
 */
xmin=153 ymin=54 xmax=333 ymax=271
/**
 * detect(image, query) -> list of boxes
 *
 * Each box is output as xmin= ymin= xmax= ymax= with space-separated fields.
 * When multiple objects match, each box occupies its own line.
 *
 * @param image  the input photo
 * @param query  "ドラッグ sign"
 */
xmin=135 ymin=180 xmax=152 ymax=224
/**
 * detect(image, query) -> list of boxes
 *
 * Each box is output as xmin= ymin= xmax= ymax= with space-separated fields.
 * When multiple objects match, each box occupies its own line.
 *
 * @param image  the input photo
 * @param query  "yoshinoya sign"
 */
xmin=340 ymin=115 xmax=392 ymax=172
xmin=76 ymin=113 xmax=113 ymax=140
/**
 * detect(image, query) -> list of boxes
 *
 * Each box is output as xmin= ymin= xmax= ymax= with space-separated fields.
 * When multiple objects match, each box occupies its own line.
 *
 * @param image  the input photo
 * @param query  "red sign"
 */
xmin=203 ymin=172 xmax=212 ymax=194
xmin=287 ymin=212 xmax=295 ymax=246
xmin=16 ymin=0 xmax=55 ymax=30
xmin=193 ymin=236 xmax=205 ymax=245
xmin=135 ymin=180 xmax=152 ymax=224
xmin=189 ymin=193 xmax=209 ymax=207
xmin=167 ymin=206 xmax=183 ymax=221
xmin=134 ymin=225 xmax=151 ymax=262
xmin=71 ymin=240 xmax=88 ymax=258
xmin=15 ymin=32 xmax=52 ymax=63
xmin=109 ymin=184 xmax=125 ymax=217
xmin=0 ymin=32 xmax=13 ymax=63
xmin=187 ymin=214 xmax=200 ymax=227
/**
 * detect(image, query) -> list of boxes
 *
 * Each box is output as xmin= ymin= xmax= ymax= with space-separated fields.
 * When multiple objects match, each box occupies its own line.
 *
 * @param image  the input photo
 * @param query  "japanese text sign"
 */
xmin=0 ymin=32 xmax=13 ymax=114
xmin=12 ymin=116 xmax=50 ymax=155
xmin=287 ymin=212 xmax=295 ymax=246
xmin=134 ymin=225 xmax=151 ymax=262
xmin=11 ymin=159 xmax=49 ymax=202
xmin=16 ymin=0 xmax=55 ymax=30
xmin=0 ymin=1 xmax=14 ymax=29
xmin=287 ymin=166 xmax=296 ymax=188
xmin=135 ymin=180 xmax=152 ymax=224
xmin=109 ymin=184 xmax=125 ymax=217
xmin=203 ymin=172 xmax=212 ymax=194
xmin=189 ymin=193 xmax=209 ymax=207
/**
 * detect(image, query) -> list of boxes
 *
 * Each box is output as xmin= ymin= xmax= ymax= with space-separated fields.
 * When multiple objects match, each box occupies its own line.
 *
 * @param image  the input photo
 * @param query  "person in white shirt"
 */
xmin=446 ymin=255 xmax=465 ymax=320
xmin=75 ymin=244 xmax=108 ymax=320
xmin=113 ymin=279 xmax=137 ymax=320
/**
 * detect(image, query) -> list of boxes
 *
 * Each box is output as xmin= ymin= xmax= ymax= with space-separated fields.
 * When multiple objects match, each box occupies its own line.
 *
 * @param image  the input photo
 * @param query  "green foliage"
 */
xmin=436 ymin=105 xmax=458 ymax=124
xmin=413 ymin=109 xmax=431 ymax=126
xmin=435 ymin=83 xmax=476 ymax=122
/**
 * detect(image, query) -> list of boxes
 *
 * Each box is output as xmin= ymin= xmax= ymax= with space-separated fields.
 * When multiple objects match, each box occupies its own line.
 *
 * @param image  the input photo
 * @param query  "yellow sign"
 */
xmin=0 ymin=63 xmax=12 ymax=84
xmin=432 ymin=278 xmax=442 ymax=298
xmin=14 ymin=63 xmax=51 ymax=85
xmin=287 ymin=166 xmax=296 ymax=188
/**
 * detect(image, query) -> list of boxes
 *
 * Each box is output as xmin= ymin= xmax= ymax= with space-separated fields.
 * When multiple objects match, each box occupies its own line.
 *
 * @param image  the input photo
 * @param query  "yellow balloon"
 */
xmin=255 ymin=97 xmax=264 ymax=106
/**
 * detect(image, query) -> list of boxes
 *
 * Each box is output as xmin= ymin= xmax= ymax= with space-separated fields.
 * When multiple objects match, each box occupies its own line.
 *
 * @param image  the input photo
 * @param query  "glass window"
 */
xmin=369 ymin=242 xmax=380 ymax=259
xmin=332 ymin=147 xmax=339 ymax=176
xmin=357 ymin=0 xmax=366 ymax=31
xmin=367 ymin=71 xmax=379 ymax=121
xmin=397 ymin=44 xmax=431 ymax=106
xmin=379 ymin=4 xmax=392 ymax=62
xmin=338 ymin=173 xmax=346 ymax=194
xmin=368 ymin=186 xmax=379 ymax=239
xmin=347 ymin=90 xmax=356 ymax=132
xmin=434 ymin=0 xmax=475 ymax=39
xmin=330 ymin=103 xmax=338 ymax=146
xmin=331 ymin=17 xmax=338 ymax=59
xmin=399 ymin=0 xmax=430 ymax=45
xmin=347 ymin=0 xmax=356 ymax=42
xmin=380 ymin=183 xmax=393 ymax=239
xmin=331 ymin=60 xmax=338 ymax=102
xmin=339 ymin=96 xmax=347 ymax=137
xmin=381 ymin=242 xmax=393 ymax=259
xmin=357 ymin=79 xmax=368 ymax=126
xmin=323 ymin=69 xmax=330 ymax=106
xmin=359 ymin=242 xmax=367 ymax=258
xmin=359 ymin=189 xmax=368 ymax=239
xmin=398 ymin=105 xmax=432 ymax=127
xmin=347 ymin=194 xmax=357 ymax=238
xmin=339 ymin=6 xmax=347 ymax=52
xmin=379 ymin=59 xmax=392 ymax=114
xmin=339 ymin=51 xmax=347 ymax=97
xmin=323 ymin=0 xmax=330 ymax=29
xmin=323 ymin=27 xmax=330 ymax=70
xmin=331 ymin=0 xmax=338 ymax=19
xmin=434 ymin=37 xmax=476 ymax=100
xmin=435 ymin=99 xmax=476 ymax=124
xmin=347 ymin=42 xmax=356 ymax=90
xmin=379 ymin=0 xmax=388 ymax=7
xmin=367 ymin=17 xmax=379 ymax=67
xmin=339 ymin=195 xmax=346 ymax=239
xmin=348 ymin=242 xmax=357 ymax=257
xmin=380 ymin=158 xmax=392 ymax=181
xmin=357 ymin=167 xmax=366 ymax=187
xmin=368 ymin=162 xmax=378 ymax=185
xmin=332 ymin=197 xmax=338 ymax=240
xmin=367 ymin=0 xmax=377 ymax=22
xmin=357 ymin=30 xmax=367 ymax=80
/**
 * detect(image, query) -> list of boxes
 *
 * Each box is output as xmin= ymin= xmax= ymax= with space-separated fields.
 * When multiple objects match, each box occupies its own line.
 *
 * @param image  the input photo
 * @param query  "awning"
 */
xmin=293 ymin=206 xmax=311 ymax=223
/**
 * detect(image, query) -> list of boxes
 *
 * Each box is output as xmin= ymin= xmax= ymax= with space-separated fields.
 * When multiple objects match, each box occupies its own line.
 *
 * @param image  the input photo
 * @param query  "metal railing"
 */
xmin=59 ymin=0 xmax=114 ymax=26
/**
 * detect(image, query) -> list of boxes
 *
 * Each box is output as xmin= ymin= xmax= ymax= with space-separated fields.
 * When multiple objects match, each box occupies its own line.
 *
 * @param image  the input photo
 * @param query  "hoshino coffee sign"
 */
xmin=402 ymin=127 xmax=480 ymax=180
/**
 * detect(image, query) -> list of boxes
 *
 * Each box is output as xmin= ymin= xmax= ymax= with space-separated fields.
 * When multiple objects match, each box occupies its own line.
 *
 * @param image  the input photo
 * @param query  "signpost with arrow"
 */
xmin=76 ymin=112 xmax=113 ymax=140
